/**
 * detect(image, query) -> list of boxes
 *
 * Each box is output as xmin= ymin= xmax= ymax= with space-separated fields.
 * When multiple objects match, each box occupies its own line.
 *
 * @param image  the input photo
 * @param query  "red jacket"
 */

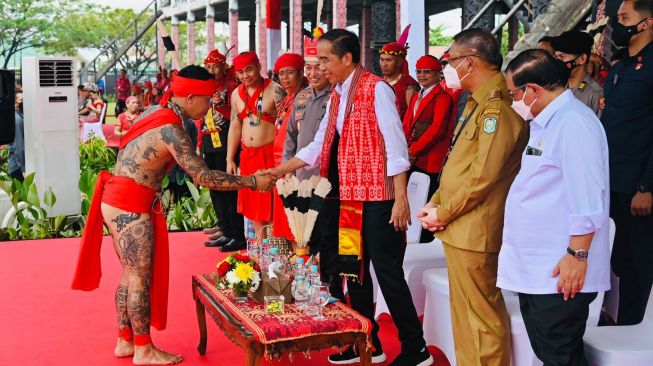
xmin=402 ymin=84 xmax=455 ymax=173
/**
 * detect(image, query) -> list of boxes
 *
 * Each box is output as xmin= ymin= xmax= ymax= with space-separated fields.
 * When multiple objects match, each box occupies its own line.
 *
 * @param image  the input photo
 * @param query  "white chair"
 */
xmin=372 ymin=172 xmax=446 ymax=319
xmin=584 ymin=288 xmax=653 ymax=365
xmin=80 ymin=103 xmax=108 ymax=143
xmin=373 ymin=239 xmax=446 ymax=319
xmin=406 ymin=172 xmax=430 ymax=244
xmin=422 ymin=267 xmax=456 ymax=365
xmin=423 ymin=219 xmax=616 ymax=366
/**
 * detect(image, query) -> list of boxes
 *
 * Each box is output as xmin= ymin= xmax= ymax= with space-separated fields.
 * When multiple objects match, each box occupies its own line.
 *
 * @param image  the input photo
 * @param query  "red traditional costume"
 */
xmin=233 ymin=52 xmax=276 ymax=222
xmin=72 ymin=74 xmax=217 ymax=335
xmin=271 ymin=53 xmax=304 ymax=239
xmin=197 ymin=50 xmax=238 ymax=151
xmin=380 ymin=26 xmax=419 ymax=120
xmin=403 ymin=56 xmax=454 ymax=174
xmin=319 ymin=66 xmax=396 ymax=279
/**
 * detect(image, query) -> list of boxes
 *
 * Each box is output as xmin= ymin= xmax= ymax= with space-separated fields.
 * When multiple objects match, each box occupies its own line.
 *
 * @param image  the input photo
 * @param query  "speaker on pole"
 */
xmin=0 ymin=69 xmax=16 ymax=145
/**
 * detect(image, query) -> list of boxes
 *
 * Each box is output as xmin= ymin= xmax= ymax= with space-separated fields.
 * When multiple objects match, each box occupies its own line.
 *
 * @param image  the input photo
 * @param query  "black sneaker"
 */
xmin=327 ymin=346 xmax=387 ymax=364
xmin=388 ymin=347 xmax=433 ymax=366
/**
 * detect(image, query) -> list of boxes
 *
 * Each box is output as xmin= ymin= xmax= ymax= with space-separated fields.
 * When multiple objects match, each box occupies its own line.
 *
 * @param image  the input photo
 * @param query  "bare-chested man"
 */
xmin=72 ymin=65 xmax=275 ymax=365
xmin=226 ymin=52 xmax=285 ymax=238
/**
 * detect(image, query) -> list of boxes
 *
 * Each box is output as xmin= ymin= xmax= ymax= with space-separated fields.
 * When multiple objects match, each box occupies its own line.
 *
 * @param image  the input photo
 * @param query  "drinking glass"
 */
xmin=312 ymin=283 xmax=330 ymax=321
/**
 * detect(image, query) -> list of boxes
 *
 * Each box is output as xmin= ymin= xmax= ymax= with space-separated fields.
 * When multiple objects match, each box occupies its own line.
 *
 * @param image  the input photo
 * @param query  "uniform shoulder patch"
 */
xmin=598 ymin=96 xmax=605 ymax=110
xmin=482 ymin=108 xmax=501 ymax=116
xmin=483 ymin=116 xmax=497 ymax=134
xmin=488 ymin=88 xmax=502 ymax=100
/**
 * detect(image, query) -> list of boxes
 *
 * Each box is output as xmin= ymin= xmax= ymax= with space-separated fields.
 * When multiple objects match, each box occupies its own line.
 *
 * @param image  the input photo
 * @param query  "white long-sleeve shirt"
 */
xmin=295 ymin=69 xmax=410 ymax=176
xmin=497 ymin=90 xmax=611 ymax=294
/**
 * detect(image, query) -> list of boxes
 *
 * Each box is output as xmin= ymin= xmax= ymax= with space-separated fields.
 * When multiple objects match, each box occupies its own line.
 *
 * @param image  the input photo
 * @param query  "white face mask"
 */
xmin=442 ymin=58 xmax=471 ymax=90
xmin=511 ymin=87 xmax=537 ymax=121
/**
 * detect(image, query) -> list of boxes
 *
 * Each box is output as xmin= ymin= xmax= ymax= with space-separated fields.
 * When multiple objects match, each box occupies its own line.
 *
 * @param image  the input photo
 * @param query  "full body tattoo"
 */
xmin=106 ymin=103 xmax=258 ymax=343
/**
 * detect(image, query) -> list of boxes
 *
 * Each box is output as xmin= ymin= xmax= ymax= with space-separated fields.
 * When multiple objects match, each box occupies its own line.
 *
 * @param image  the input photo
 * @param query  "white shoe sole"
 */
xmin=416 ymin=354 xmax=434 ymax=366
xmin=328 ymin=352 xmax=387 ymax=364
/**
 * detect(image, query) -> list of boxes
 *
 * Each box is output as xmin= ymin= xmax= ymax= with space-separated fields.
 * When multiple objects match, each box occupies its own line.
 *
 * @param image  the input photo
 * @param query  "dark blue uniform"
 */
xmin=602 ymin=41 xmax=653 ymax=325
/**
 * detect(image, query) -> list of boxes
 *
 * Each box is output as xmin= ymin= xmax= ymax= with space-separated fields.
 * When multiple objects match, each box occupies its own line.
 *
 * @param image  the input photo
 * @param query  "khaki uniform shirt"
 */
xmin=571 ymin=74 xmax=604 ymax=119
xmin=283 ymin=85 xmax=332 ymax=180
xmin=431 ymin=72 xmax=529 ymax=253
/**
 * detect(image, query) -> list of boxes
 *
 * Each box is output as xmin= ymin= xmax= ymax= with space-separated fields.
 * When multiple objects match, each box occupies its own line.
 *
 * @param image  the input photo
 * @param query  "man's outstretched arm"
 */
xmin=160 ymin=124 xmax=274 ymax=191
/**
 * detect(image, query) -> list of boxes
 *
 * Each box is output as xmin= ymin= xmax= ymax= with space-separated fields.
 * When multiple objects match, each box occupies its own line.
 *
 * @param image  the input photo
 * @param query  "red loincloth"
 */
xmin=271 ymin=94 xmax=296 ymax=240
xmin=237 ymin=143 xmax=274 ymax=222
xmin=71 ymin=107 xmax=182 ymax=331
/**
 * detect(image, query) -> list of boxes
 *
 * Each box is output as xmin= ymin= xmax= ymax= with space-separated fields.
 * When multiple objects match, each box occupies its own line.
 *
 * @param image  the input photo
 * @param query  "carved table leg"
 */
xmin=196 ymin=298 xmax=208 ymax=355
xmin=245 ymin=341 xmax=264 ymax=366
xmin=358 ymin=335 xmax=371 ymax=366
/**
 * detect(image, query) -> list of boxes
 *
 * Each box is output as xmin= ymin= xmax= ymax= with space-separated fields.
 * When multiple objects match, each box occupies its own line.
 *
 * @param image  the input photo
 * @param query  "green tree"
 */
xmin=0 ymin=0 xmax=82 ymax=68
xmin=49 ymin=6 xmax=159 ymax=81
xmin=429 ymin=24 xmax=453 ymax=46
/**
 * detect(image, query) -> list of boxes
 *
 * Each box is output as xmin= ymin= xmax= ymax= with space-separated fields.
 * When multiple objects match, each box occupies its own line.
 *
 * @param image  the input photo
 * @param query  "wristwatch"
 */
xmin=567 ymin=247 xmax=588 ymax=261
xmin=637 ymin=184 xmax=650 ymax=193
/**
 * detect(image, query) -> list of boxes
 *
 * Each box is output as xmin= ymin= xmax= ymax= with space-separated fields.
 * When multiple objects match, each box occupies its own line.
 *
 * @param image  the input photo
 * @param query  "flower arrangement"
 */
xmin=216 ymin=253 xmax=262 ymax=298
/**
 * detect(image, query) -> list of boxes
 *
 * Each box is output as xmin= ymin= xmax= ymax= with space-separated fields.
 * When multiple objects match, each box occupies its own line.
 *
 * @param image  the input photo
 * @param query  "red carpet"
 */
xmin=0 ymin=232 xmax=450 ymax=366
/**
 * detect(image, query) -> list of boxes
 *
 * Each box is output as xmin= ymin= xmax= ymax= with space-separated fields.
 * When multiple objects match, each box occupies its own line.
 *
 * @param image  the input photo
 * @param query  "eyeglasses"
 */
xmin=442 ymin=54 xmax=479 ymax=66
xmin=508 ymin=85 xmax=527 ymax=98
xmin=415 ymin=69 xmax=435 ymax=75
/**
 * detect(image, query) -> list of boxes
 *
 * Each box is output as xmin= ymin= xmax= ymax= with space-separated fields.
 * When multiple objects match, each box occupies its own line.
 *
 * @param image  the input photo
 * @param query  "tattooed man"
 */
xmin=226 ymin=52 xmax=286 ymax=239
xmin=72 ymin=65 xmax=275 ymax=365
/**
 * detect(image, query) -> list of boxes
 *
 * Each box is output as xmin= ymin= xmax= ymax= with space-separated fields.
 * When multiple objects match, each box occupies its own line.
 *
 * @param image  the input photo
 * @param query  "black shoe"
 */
xmin=327 ymin=346 xmax=387 ymax=364
xmin=219 ymin=239 xmax=246 ymax=252
xmin=388 ymin=348 xmax=433 ymax=366
xmin=204 ymin=236 xmax=231 ymax=247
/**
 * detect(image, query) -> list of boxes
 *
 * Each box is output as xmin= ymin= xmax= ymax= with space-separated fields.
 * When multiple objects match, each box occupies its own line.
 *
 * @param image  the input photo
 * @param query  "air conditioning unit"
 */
xmin=22 ymin=57 xmax=81 ymax=216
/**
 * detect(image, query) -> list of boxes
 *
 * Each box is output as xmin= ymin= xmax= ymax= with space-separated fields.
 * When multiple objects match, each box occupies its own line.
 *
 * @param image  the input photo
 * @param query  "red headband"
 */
xmin=233 ymin=52 xmax=260 ymax=72
xmin=205 ymin=49 xmax=227 ymax=65
xmin=380 ymin=42 xmax=408 ymax=58
xmin=159 ymin=73 xmax=218 ymax=106
xmin=416 ymin=55 xmax=442 ymax=72
xmin=274 ymin=53 xmax=304 ymax=74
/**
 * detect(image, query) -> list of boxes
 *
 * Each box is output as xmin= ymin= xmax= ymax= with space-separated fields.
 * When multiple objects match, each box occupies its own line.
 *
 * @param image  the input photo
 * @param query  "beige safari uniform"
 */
xmin=430 ymin=72 xmax=529 ymax=366
xmin=571 ymin=74 xmax=604 ymax=119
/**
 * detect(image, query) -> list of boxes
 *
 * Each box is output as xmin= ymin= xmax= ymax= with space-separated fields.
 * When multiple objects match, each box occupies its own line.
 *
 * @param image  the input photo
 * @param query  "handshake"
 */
xmin=251 ymin=167 xmax=283 ymax=191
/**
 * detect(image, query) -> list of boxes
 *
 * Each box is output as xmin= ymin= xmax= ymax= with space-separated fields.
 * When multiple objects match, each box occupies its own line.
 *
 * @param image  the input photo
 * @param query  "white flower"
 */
xmin=251 ymin=271 xmax=261 ymax=291
xmin=225 ymin=270 xmax=240 ymax=286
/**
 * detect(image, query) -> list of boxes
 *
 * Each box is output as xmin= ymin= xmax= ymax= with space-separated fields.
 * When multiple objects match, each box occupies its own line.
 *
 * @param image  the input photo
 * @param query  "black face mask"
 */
xmin=554 ymin=58 xmax=574 ymax=81
xmin=611 ymin=17 xmax=648 ymax=47
xmin=17 ymin=102 xmax=23 ymax=113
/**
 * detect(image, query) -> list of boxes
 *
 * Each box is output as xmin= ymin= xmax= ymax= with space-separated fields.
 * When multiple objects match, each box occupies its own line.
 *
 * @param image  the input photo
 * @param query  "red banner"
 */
xmin=266 ymin=0 xmax=281 ymax=29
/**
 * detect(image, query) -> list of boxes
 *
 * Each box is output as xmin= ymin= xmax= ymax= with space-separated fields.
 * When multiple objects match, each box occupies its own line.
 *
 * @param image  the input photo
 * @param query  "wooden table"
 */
xmin=192 ymin=274 xmax=371 ymax=366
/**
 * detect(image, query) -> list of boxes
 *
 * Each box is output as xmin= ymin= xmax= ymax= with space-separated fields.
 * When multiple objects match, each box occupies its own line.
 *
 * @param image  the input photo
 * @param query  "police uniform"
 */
xmin=282 ymin=85 xmax=332 ymax=180
xmin=551 ymin=30 xmax=605 ymax=118
xmin=430 ymin=72 xmax=529 ymax=366
xmin=572 ymin=74 xmax=604 ymax=118
xmin=602 ymin=40 xmax=653 ymax=325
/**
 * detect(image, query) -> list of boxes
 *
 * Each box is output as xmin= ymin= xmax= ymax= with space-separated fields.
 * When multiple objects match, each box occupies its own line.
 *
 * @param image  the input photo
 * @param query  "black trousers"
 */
xmin=346 ymin=200 xmax=426 ymax=354
xmin=204 ymin=151 xmax=244 ymax=241
xmin=115 ymin=99 xmax=126 ymax=117
xmin=9 ymin=169 xmax=24 ymax=182
xmin=309 ymin=198 xmax=345 ymax=301
xmin=519 ymin=292 xmax=597 ymax=366
xmin=610 ymin=191 xmax=653 ymax=325
xmin=408 ymin=166 xmax=440 ymax=243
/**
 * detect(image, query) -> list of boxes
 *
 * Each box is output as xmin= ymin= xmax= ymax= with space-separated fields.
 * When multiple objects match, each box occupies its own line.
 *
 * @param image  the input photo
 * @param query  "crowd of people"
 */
xmin=69 ymin=0 xmax=653 ymax=365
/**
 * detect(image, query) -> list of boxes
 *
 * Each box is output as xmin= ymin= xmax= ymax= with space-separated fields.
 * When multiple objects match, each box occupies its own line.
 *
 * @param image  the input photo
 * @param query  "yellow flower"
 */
xmin=233 ymin=262 xmax=254 ymax=283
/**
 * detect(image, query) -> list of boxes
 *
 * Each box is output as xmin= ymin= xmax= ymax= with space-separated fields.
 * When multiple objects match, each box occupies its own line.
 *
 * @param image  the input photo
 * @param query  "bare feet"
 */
xmin=115 ymin=338 xmax=135 ymax=357
xmin=133 ymin=344 xmax=183 ymax=365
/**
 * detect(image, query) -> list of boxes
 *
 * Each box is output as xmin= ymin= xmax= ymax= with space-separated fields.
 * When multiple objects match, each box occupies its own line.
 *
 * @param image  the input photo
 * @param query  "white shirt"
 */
xmin=295 ymin=69 xmax=410 ymax=176
xmin=414 ymin=84 xmax=437 ymax=115
xmin=497 ymin=90 xmax=611 ymax=294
